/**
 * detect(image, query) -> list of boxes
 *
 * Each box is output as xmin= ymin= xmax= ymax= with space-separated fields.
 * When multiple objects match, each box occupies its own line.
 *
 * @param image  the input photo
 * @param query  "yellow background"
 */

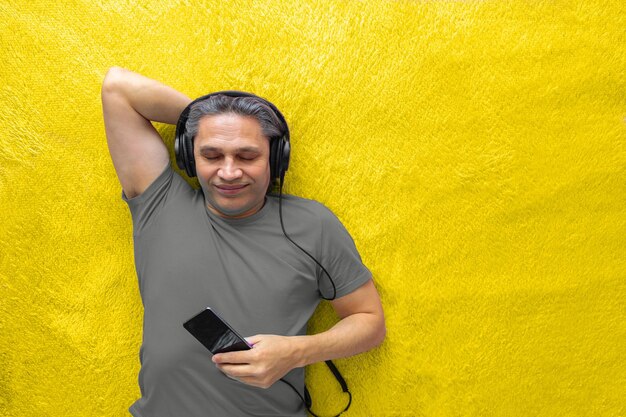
xmin=1 ymin=1 xmax=625 ymax=416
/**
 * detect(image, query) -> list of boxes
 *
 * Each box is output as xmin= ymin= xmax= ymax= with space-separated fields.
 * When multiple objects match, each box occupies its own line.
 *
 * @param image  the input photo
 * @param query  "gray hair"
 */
xmin=185 ymin=94 xmax=285 ymax=143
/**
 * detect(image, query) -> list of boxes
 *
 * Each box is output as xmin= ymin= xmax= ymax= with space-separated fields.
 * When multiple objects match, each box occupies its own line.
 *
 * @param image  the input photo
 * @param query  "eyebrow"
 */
xmin=198 ymin=146 xmax=261 ymax=153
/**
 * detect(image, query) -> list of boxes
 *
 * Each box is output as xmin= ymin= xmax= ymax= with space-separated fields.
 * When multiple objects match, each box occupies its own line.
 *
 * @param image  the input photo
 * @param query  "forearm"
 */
xmin=293 ymin=312 xmax=386 ymax=368
xmin=214 ymin=278 xmax=385 ymax=388
xmin=102 ymin=66 xmax=192 ymax=125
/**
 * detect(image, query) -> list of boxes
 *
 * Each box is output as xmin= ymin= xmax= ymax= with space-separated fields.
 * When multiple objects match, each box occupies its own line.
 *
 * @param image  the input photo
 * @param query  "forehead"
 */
xmin=194 ymin=113 xmax=268 ymax=150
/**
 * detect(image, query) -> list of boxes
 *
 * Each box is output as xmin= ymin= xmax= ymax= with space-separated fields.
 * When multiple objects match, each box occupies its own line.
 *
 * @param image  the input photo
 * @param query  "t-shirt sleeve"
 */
xmin=120 ymin=161 xmax=179 ymax=236
xmin=317 ymin=204 xmax=373 ymax=299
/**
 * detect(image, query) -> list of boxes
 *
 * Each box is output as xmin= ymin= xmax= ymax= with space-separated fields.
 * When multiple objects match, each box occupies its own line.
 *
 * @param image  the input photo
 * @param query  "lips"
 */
xmin=214 ymin=184 xmax=249 ymax=195
xmin=215 ymin=184 xmax=248 ymax=190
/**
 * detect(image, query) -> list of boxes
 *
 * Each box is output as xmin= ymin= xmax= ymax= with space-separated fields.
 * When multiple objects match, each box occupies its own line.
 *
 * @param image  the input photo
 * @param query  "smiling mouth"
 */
xmin=214 ymin=184 xmax=249 ymax=195
xmin=215 ymin=184 xmax=248 ymax=190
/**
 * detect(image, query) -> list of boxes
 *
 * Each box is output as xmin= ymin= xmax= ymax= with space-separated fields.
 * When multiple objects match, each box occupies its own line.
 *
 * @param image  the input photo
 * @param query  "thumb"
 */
xmin=245 ymin=334 xmax=265 ymax=347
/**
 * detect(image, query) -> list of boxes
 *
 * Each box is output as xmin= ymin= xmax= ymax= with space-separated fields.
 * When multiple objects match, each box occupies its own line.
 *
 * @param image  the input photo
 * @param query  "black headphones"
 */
xmin=175 ymin=91 xmax=351 ymax=417
xmin=174 ymin=90 xmax=291 ymax=188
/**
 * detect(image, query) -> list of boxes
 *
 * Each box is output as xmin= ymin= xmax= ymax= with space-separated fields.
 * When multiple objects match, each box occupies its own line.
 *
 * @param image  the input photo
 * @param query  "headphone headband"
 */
xmin=174 ymin=90 xmax=291 ymax=187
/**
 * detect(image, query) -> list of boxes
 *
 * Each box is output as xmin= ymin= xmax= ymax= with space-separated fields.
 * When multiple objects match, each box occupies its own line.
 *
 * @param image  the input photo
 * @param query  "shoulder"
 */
xmin=266 ymin=193 xmax=344 ymax=233
xmin=267 ymin=193 xmax=334 ymax=217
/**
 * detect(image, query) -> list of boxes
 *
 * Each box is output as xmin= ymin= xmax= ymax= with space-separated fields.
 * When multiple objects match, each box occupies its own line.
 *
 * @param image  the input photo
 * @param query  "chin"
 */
xmin=218 ymin=204 xmax=250 ymax=217
xmin=210 ymin=198 xmax=255 ymax=217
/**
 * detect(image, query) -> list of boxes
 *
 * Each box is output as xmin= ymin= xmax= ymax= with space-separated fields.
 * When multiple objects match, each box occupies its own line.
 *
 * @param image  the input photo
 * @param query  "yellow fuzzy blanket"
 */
xmin=1 ymin=1 xmax=624 ymax=415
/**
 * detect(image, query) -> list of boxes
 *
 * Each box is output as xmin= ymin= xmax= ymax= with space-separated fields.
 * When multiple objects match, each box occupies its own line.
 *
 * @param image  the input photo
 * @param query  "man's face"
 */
xmin=193 ymin=113 xmax=271 ymax=219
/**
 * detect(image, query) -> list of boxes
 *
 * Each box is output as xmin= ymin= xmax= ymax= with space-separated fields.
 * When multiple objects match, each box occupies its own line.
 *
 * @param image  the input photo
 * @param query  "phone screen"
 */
xmin=183 ymin=307 xmax=252 ymax=354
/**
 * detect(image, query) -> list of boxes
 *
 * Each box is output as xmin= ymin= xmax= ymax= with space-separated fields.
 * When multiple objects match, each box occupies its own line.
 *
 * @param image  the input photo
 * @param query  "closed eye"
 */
xmin=200 ymin=153 xmax=259 ymax=161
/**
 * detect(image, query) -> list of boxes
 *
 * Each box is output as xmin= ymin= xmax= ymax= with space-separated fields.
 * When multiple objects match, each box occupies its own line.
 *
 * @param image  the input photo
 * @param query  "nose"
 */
xmin=217 ymin=157 xmax=243 ymax=181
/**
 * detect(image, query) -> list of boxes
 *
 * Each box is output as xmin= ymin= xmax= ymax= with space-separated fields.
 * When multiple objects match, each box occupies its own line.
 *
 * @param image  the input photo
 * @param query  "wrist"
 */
xmin=291 ymin=335 xmax=311 ymax=368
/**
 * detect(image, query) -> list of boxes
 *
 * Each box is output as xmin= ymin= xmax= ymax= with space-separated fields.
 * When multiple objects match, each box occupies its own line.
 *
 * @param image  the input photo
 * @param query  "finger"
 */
xmin=217 ymin=363 xmax=254 ymax=378
xmin=245 ymin=334 xmax=265 ymax=346
xmin=213 ymin=350 xmax=252 ymax=364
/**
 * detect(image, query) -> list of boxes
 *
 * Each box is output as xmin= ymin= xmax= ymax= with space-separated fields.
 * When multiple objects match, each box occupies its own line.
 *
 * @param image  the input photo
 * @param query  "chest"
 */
xmin=134 ymin=211 xmax=322 ymax=336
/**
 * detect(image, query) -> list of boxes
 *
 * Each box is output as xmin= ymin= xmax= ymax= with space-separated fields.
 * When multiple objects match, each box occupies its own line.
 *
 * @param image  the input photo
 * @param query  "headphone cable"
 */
xmin=276 ymin=179 xmax=352 ymax=417
xmin=277 ymin=179 xmax=337 ymax=301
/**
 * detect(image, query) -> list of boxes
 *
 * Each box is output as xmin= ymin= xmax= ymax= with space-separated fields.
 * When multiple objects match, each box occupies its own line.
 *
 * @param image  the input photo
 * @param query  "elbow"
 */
xmin=372 ymin=315 xmax=386 ymax=348
xmin=101 ymin=66 xmax=128 ymax=96
xmin=377 ymin=322 xmax=387 ymax=347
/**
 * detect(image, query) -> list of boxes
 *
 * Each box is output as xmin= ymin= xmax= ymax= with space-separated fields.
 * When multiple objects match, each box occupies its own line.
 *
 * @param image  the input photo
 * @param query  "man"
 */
xmin=101 ymin=66 xmax=385 ymax=417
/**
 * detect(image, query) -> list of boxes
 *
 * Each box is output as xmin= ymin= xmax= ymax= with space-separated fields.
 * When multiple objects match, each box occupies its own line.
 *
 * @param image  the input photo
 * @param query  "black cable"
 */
xmin=275 ymin=178 xmax=352 ymax=416
xmin=279 ymin=376 xmax=352 ymax=417
xmin=277 ymin=180 xmax=337 ymax=301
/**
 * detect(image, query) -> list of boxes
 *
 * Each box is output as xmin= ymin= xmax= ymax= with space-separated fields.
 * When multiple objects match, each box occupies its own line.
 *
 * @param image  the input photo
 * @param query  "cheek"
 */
xmin=258 ymin=162 xmax=271 ymax=184
xmin=194 ymin=161 xmax=214 ymax=179
xmin=245 ymin=159 xmax=269 ymax=178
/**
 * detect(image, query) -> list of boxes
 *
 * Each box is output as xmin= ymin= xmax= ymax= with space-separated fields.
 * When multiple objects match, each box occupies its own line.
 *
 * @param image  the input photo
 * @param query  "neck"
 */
xmin=205 ymin=197 xmax=266 ymax=219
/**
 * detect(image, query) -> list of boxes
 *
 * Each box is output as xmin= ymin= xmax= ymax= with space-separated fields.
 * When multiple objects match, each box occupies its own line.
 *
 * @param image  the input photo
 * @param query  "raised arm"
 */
xmin=101 ymin=66 xmax=192 ymax=199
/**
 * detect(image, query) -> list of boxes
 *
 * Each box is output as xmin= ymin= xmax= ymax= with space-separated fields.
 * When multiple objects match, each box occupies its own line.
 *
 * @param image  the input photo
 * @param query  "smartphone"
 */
xmin=183 ymin=307 xmax=253 ymax=354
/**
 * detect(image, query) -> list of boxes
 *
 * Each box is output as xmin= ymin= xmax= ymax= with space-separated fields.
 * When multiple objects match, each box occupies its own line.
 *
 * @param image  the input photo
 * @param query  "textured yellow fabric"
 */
xmin=1 ymin=0 xmax=625 ymax=416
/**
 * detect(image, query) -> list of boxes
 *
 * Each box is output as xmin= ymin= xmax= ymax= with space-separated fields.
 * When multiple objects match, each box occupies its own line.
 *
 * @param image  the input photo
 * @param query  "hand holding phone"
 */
xmin=183 ymin=307 xmax=253 ymax=354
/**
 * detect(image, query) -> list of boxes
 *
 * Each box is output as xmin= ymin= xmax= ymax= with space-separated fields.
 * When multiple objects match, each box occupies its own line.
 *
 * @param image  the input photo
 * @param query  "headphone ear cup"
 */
xmin=184 ymin=131 xmax=196 ymax=177
xmin=269 ymin=137 xmax=278 ymax=184
xmin=177 ymin=130 xmax=195 ymax=178
xmin=281 ymin=137 xmax=290 ymax=179
xmin=175 ymin=129 xmax=188 ymax=175
xmin=175 ymin=133 xmax=184 ymax=172
xmin=275 ymin=136 xmax=290 ymax=185
xmin=269 ymin=136 xmax=291 ymax=186
xmin=175 ymin=106 xmax=192 ymax=177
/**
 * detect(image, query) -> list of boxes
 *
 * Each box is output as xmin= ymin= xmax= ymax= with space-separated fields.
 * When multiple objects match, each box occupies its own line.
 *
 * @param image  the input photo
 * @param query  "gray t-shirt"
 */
xmin=121 ymin=161 xmax=372 ymax=417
